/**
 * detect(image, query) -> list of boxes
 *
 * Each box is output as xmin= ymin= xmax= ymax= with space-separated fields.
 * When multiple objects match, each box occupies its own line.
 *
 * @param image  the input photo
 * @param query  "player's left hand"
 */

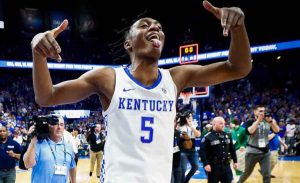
xmin=203 ymin=0 xmax=245 ymax=37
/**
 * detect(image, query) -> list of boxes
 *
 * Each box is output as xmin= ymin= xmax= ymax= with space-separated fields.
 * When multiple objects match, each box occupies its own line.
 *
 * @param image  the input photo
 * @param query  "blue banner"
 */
xmin=1 ymin=40 xmax=300 ymax=70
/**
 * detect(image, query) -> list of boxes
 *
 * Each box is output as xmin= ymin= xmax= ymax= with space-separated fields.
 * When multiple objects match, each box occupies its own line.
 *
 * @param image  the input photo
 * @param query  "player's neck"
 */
xmin=129 ymin=62 xmax=159 ymax=86
xmin=131 ymin=71 xmax=159 ymax=87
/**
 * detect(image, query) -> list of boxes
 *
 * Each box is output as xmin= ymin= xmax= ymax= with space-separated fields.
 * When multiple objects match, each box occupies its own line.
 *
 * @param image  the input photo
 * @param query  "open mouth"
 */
xmin=147 ymin=33 xmax=161 ymax=48
xmin=147 ymin=34 xmax=160 ymax=42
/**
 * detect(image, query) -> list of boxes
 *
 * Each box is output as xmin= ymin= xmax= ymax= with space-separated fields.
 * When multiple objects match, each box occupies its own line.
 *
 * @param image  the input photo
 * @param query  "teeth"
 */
xmin=148 ymin=34 xmax=160 ymax=41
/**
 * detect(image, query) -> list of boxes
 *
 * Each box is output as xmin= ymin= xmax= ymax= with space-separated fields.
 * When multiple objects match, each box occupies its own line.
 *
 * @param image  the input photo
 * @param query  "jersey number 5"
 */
xmin=141 ymin=116 xmax=154 ymax=143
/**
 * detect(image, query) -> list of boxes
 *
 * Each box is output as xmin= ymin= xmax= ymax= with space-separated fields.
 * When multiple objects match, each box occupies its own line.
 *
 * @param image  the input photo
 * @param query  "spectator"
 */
xmin=87 ymin=124 xmax=105 ymax=178
xmin=0 ymin=126 xmax=22 ymax=183
xmin=285 ymin=118 xmax=296 ymax=156
xmin=266 ymin=131 xmax=287 ymax=178
xmin=64 ymin=129 xmax=78 ymax=165
xmin=231 ymin=117 xmax=248 ymax=180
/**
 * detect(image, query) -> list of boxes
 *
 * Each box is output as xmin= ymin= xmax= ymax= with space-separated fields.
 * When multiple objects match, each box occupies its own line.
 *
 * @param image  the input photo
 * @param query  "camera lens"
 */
xmin=265 ymin=113 xmax=271 ymax=117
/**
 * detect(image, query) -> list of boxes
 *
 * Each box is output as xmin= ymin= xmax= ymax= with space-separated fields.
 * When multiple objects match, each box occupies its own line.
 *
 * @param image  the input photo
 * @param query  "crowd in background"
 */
xmin=0 ymin=58 xmax=300 ymax=183
xmin=1 ymin=54 xmax=300 ymax=156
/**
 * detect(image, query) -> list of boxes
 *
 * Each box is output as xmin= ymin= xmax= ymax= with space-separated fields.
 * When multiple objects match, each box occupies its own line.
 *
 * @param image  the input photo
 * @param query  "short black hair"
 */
xmin=233 ymin=117 xmax=241 ymax=125
xmin=109 ymin=11 xmax=149 ymax=64
xmin=254 ymin=104 xmax=265 ymax=110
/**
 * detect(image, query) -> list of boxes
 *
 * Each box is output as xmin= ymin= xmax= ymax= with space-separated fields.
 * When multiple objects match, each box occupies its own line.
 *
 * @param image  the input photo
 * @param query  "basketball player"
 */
xmin=30 ymin=1 xmax=251 ymax=182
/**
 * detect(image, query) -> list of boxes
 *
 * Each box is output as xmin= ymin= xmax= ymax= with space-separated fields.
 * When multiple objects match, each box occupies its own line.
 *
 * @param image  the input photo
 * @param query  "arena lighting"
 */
xmin=54 ymin=110 xmax=90 ymax=119
xmin=0 ymin=21 xmax=4 ymax=29
xmin=0 ymin=0 xmax=4 ymax=29
xmin=1 ymin=39 xmax=300 ymax=70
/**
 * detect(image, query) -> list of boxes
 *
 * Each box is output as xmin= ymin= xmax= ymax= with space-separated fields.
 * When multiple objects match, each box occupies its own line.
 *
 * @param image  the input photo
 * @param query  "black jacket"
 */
xmin=172 ymin=130 xmax=181 ymax=169
xmin=200 ymin=130 xmax=237 ymax=166
xmin=87 ymin=132 xmax=105 ymax=152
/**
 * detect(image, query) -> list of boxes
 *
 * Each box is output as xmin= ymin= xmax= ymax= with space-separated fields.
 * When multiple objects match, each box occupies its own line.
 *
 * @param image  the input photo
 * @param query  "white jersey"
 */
xmin=101 ymin=67 xmax=177 ymax=183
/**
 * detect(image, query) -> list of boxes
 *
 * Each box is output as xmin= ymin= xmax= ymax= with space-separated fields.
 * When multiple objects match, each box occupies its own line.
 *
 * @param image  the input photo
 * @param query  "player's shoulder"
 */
xmin=81 ymin=66 xmax=115 ymax=78
xmin=93 ymin=66 xmax=116 ymax=75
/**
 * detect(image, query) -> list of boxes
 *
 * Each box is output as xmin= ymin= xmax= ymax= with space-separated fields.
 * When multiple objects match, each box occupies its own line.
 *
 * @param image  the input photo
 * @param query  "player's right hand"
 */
xmin=31 ymin=19 xmax=68 ymax=62
xmin=203 ymin=0 xmax=245 ymax=37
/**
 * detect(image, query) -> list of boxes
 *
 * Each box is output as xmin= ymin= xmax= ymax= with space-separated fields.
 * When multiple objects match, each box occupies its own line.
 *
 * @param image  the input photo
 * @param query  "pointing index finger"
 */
xmin=51 ymin=19 xmax=69 ymax=38
xmin=202 ymin=0 xmax=221 ymax=19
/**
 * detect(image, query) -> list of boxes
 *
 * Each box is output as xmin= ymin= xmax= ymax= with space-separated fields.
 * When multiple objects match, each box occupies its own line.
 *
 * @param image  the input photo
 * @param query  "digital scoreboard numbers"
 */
xmin=179 ymin=43 xmax=198 ymax=64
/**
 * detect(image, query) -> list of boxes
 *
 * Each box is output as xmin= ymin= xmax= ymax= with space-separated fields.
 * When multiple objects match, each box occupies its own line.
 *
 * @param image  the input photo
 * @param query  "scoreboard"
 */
xmin=178 ymin=43 xmax=210 ymax=101
xmin=179 ymin=43 xmax=198 ymax=64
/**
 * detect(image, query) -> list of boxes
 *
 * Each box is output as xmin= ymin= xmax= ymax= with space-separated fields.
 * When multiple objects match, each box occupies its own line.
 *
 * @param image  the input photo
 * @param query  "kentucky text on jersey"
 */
xmin=118 ymin=97 xmax=174 ymax=112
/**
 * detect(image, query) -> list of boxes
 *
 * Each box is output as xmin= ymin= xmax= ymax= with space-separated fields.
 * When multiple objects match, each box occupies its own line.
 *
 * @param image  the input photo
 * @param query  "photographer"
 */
xmin=238 ymin=106 xmax=279 ymax=183
xmin=23 ymin=115 xmax=76 ymax=183
xmin=177 ymin=111 xmax=201 ymax=183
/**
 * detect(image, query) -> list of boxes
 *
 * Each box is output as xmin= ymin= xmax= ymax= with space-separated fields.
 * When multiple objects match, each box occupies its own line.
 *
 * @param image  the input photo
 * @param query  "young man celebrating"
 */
xmin=30 ymin=1 xmax=251 ymax=182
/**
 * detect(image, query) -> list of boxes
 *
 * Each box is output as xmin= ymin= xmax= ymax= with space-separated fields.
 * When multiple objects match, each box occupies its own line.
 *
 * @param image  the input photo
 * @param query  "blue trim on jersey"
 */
xmin=100 ymin=114 xmax=108 ymax=183
xmin=123 ymin=67 xmax=162 ymax=90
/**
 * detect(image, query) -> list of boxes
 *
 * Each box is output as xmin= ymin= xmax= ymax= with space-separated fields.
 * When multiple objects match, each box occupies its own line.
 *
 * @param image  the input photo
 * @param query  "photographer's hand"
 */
xmin=27 ymin=125 xmax=36 ymax=140
xmin=23 ymin=136 xmax=37 ymax=169
xmin=257 ymin=113 xmax=264 ymax=123
xmin=269 ymin=119 xmax=280 ymax=133
xmin=30 ymin=136 xmax=37 ymax=143
xmin=248 ymin=114 xmax=264 ymax=135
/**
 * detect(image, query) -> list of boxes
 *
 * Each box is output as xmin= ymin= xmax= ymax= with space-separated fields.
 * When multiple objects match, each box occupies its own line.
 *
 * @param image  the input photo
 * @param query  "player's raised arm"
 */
xmin=31 ymin=19 xmax=68 ymax=62
xmin=170 ymin=0 xmax=252 ymax=93
xmin=31 ymin=20 xmax=115 ymax=107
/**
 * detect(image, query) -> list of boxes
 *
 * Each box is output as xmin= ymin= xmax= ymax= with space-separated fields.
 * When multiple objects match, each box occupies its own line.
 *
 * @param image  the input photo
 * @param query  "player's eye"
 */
xmin=140 ymin=24 xmax=149 ymax=29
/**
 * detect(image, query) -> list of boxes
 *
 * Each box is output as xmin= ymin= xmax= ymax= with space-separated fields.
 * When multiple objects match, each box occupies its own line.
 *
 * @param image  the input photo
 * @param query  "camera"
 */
xmin=264 ymin=112 xmax=271 ymax=117
xmin=28 ymin=115 xmax=59 ymax=140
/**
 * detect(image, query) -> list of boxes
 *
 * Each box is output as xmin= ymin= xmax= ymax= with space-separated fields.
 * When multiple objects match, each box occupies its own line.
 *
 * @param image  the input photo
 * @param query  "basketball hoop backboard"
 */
xmin=179 ymin=86 xmax=210 ymax=104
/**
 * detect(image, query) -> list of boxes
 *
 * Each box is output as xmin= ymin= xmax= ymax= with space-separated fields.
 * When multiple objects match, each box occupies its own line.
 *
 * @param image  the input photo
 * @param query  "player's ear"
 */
xmin=124 ymin=40 xmax=132 ymax=51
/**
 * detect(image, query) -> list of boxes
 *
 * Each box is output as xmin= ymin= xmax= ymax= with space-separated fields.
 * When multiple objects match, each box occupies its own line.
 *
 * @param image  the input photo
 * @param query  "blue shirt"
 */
xmin=31 ymin=138 xmax=76 ymax=183
xmin=0 ymin=137 xmax=22 ymax=169
xmin=278 ymin=126 xmax=286 ymax=138
xmin=269 ymin=133 xmax=280 ymax=151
